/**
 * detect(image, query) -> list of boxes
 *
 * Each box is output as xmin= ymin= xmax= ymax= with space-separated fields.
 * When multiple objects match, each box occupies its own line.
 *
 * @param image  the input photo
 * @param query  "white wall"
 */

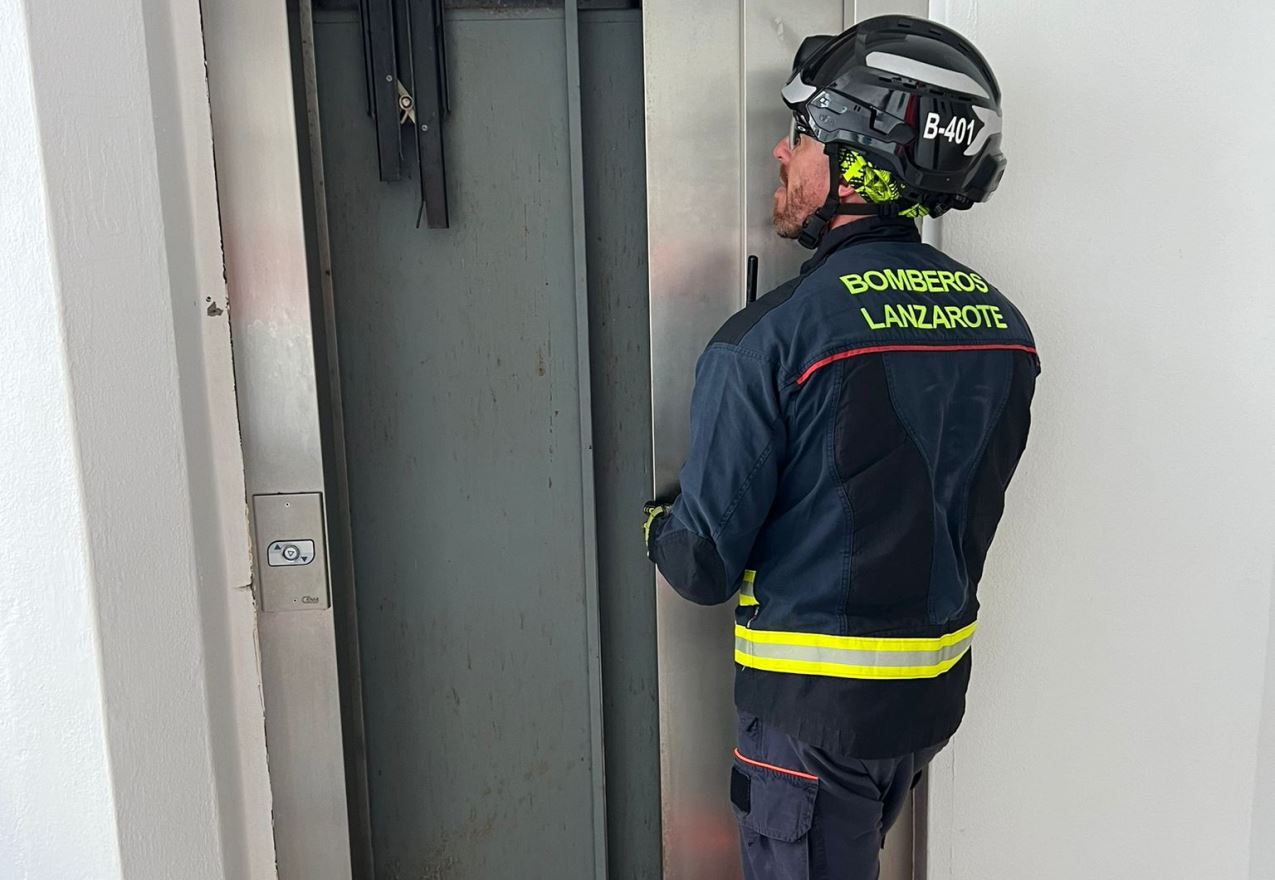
xmin=925 ymin=2 xmax=1275 ymax=879
xmin=0 ymin=0 xmax=275 ymax=876
xmin=0 ymin=5 xmax=125 ymax=876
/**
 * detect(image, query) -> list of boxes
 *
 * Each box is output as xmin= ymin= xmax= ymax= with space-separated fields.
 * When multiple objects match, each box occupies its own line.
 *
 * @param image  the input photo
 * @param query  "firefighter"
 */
xmin=644 ymin=16 xmax=1038 ymax=879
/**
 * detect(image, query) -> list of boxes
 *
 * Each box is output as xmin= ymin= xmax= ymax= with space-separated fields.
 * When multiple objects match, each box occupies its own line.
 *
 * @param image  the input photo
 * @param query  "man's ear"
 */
xmin=837 ymin=181 xmax=857 ymax=201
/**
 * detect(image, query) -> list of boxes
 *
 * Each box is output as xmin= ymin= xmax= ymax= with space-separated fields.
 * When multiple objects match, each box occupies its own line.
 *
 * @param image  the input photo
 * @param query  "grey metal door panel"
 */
xmin=579 ymin=11 xmax=662 ymax=880
xmin=314 ymin=10 xmax=600 ymax=878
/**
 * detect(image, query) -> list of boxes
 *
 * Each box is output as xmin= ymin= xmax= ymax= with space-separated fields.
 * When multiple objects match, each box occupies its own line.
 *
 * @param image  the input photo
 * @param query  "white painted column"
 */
xmin=0 ymin=9 xmax=124 ymax=877
xmin=0 ymin=0 xmax=276 ymax=876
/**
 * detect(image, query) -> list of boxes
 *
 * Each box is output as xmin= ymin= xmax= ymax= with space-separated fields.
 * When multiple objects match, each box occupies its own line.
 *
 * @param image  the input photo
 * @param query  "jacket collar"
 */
xmin=800 ymin=216 xmax=921 ymax=276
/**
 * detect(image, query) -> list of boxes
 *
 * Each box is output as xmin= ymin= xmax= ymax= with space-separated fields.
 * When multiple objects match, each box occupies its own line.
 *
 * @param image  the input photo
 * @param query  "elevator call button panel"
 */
xmin=252 ymin=493 xmax=330 ymax=612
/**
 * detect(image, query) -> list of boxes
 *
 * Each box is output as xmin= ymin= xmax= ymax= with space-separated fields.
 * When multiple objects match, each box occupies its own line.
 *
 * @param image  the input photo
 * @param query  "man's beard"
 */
xmin=773 ymin=180 xmax=815 ymax=240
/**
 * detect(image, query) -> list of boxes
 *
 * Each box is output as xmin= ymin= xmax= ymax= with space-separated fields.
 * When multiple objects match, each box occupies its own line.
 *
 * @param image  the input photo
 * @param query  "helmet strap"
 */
xmin=796 ymin=145 xmax=900 ymax=250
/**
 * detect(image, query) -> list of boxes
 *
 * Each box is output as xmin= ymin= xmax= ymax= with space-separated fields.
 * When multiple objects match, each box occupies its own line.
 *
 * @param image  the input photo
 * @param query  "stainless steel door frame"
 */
xmin=643 ymin=2 xmax=927 ymax=878
xmin=643 ymin=6 xmax=849 ymax=876
xmin=203 ymin=0 xmax=369 ymax=877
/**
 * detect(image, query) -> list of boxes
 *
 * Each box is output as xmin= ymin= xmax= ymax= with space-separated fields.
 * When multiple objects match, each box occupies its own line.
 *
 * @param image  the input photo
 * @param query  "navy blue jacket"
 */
xmin=647 ymin=216 xmax=1038 ymax=757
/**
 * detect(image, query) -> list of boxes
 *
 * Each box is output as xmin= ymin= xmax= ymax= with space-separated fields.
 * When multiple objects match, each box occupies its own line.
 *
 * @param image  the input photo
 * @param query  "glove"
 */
xmin=643 ymin=497 xmax=677 ymax=557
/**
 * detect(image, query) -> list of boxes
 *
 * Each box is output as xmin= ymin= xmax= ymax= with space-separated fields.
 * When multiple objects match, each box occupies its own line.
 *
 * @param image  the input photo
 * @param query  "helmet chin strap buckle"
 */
xmin=797 ymin=203 xmax=836 ymax=250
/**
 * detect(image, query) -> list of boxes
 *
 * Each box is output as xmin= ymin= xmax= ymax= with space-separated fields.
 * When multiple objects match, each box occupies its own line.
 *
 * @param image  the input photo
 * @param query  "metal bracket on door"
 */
xmin=361 ymin=0 xmax=450 ymax=227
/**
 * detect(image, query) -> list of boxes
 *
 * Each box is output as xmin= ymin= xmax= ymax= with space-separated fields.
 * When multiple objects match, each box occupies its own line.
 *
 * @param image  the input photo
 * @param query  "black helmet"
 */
xmin=783 ymin=15 xmax=1005 ymax=248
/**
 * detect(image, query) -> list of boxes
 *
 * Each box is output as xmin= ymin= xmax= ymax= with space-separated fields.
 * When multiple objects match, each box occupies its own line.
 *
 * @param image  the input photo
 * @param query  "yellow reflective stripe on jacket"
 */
xmin=739 ymin=570 xmax=758 ymax=606
xmin=734 ymin=621 xmax=975 ymax=680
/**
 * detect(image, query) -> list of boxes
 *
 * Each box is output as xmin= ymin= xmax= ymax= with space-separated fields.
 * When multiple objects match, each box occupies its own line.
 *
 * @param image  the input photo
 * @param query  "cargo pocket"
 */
xmin=731 ymin=751 xmax=818 ymax=879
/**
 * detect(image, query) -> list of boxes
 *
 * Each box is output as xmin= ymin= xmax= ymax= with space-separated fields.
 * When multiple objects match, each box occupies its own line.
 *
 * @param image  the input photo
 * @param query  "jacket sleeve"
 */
xmin=648 ymin=343 xmax=784 ymax=606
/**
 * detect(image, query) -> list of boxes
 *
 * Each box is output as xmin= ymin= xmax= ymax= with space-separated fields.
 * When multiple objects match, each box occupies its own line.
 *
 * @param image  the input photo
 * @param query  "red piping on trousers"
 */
xmin=796 ymin=343 xmax=1039 ymax=386
xmin=733 ymin=748 xmax=820 ymax=782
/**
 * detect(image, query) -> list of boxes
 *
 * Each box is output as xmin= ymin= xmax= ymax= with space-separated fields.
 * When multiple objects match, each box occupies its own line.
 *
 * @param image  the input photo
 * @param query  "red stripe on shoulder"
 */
xmin=796 ymin=343 xmax=1038 ymax=386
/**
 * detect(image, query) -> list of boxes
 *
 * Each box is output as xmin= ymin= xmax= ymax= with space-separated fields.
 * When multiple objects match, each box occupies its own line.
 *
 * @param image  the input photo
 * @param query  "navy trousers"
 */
xmin=731 ymin=711 xmax=946 ymax=880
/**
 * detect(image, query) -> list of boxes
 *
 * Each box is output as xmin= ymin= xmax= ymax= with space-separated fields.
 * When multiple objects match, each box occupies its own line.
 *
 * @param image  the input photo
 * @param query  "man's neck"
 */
xmin=828 ymin=214 xmax=872 ymax=231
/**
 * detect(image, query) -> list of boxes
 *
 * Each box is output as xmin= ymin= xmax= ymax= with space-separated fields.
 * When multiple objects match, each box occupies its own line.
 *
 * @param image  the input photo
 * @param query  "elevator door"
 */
xmin=313 ymin=5 xmax=654 ymax=878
